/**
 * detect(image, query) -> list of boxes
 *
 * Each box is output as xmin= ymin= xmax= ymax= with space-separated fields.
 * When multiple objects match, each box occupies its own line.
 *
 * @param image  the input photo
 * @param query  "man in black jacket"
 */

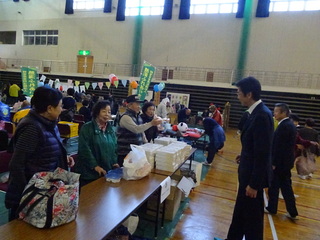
xmin=226 ymin=77 xmax=274 ymax=240
xmin=265 ymin=103 xmax=299 ymax=220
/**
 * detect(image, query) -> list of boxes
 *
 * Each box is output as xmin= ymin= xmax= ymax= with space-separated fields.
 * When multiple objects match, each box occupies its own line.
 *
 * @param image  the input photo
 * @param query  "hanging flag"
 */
xmin=85 ymin=82 xmax=90 ymax=89
xmin=92 ymin=82 xmax=97 ymax=89
xmin=137 ymin=61 xmax=156 ymax=101
xmin=67 ymin=79 xmax=73 ymax=87
xmin=105 ymin=82 xmax=111 ymax=89
xmin=40 ymin=75 xmax=46 ymax=81
xmin=98 ymin=82 xmax=103 ymax=90
xmin=75 ymin=80 xmax=80 ymax=86
xmin=74 ymin=86 xmax=80 ymax=93
xmin=121 ymin=79 xmax=128 ymax=87
xmin=80 ymin=85 xmax=86 ymax=93
xmin=21 ymin=67 xmax=38 ymax=97
xmin=114 ymin=80 xmax=119 ymax=88
xmin=48 ymin=79 xmax=54 ymax=88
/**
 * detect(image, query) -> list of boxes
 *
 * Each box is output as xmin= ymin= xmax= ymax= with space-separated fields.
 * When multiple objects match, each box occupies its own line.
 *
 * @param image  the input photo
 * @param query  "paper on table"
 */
xmin=177 ymin=176 xmax=194 ymax=197
xmin=160 ymin=176 xmax=171 ymax=203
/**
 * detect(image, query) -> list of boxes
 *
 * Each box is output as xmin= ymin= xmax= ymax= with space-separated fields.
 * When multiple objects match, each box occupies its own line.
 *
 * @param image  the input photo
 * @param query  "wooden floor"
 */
xmin=170 ymin=128 xmax=320 ymax=240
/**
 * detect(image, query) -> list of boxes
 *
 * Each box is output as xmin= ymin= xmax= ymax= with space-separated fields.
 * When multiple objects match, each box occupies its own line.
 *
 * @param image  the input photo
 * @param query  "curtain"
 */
xmin=179 ymin=0 xmax=190 ymax=20
xmin=116 ymin=0 xmax=126 ymax=21
xmin=162 ymin=0 xmax=173 ymax=20
xmin=65 ymin=0 xmax=74 ymax=15
xmin=103 ymin=0 xmax=112 ymax=13
xmin=256 ymin=0 xmax=270 ymax=17
xmin=236 ymin=0 xmax=246 ymax=18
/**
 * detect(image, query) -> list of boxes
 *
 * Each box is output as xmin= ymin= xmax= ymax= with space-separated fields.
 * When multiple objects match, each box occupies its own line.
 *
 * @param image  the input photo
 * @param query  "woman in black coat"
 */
xmin=140 ymin=102 xmax=158 ymax=143
xmin=5 ymin=87 xmax=74 ymax=221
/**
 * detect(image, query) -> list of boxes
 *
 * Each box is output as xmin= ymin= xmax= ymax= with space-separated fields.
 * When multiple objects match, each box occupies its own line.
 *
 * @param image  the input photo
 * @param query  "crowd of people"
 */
xmin=1 ymin=78 xmax=319 ymax=240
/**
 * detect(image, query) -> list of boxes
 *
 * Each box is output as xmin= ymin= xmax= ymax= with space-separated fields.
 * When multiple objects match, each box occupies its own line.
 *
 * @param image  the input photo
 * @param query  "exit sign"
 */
xmin=78 ymin=50 xmax=91 ymax=56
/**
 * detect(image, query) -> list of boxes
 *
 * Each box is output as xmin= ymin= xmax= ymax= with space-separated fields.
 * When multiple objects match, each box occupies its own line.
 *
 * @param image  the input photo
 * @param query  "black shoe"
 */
xmin=264 ymin=207 xmax=276 ymax=215
xmin=285 ymin=212 xmax=299 ymax=221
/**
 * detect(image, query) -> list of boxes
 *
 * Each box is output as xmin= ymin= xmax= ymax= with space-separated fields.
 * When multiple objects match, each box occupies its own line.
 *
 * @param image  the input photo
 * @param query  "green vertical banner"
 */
xmin=21 ymin=67 xmax=38 ymax=97
xmin=137 ymin=61 xmax=155 ymax=101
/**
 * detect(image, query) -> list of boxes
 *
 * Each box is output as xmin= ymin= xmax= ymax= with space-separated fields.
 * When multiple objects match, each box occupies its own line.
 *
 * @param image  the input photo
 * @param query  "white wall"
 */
xmin=0 ymin=0 xmax=319 ymax=74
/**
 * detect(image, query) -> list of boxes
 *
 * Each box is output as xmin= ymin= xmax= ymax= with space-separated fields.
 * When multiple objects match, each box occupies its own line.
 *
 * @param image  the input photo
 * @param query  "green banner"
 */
xmin=21 ymin=67 xmax=38 ymax=97
xmin=137 ymin=62 xmax=155 ymax=101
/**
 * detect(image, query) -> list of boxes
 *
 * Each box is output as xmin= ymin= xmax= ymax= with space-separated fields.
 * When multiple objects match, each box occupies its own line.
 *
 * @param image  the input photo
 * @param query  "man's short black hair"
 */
xmin=290 ymin=113 xmax=300 ymax=122
xmin=67 ymin=88 xmax=75 ymax=96
xmin=82 ymin=99 xmax=89 ymax=107
xmin=92 ymin=100 xmax=110 ymax=119
xmin=236 ymin=76 xmax=261 ymax=101
xmin=18 ymin=95 xmax=27 ymax=102
xmin=275 ymin=103 xmax=290 ymax=116
xmin=31 ymin=87 xmax=63 ymax=113
xmin=305 ymin=118 xmax=315 ymax=127
xmin=195 ymin=116 xmax=203 ymax=124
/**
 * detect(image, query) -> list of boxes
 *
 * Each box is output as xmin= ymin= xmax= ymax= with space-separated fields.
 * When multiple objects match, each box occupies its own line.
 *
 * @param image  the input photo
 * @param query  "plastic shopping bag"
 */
xmin=123 ymin=145 xmax=151 ymax=180
xmin=295 ymin=149 xmax=316 ymax=175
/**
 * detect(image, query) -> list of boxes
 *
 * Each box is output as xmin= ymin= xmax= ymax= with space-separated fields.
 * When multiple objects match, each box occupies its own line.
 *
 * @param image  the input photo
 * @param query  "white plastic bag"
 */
xmin=123 ymin=145 xmax=151 ymax=180
xmin=122 ymin=213 xmax=139 ymax=235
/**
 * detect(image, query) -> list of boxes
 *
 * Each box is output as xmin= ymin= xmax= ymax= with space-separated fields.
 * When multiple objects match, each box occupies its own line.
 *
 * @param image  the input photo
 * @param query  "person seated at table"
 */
xmin=78 ymin=99 xmax=92 ymax=122
xmin=177 ymin=107 xmax=191 ymax=123
xmin=202 ymin=109 xmax=209 ymax=118
xmin=60 ymin=88 xmax=76 ymax=122
xmin=0 ymin=99 xmax=10 ymax=121
xmin=12 ymin=100 xmax=31 ymax=124
xmin=117 ymin=95 xmax=162 ymax=167
xmin=12 ymin=108 xmax=31 ymax=124
xmin=209 ymin=104 xmax=223 ymax=126
xmin=12 ymin=95 xmax=26 ymax=112
xmin=5 ymin=87 xmax=74 ymax=221
xmin=198 ymin=117 xmax=225 ymax=166
xmin=140 ymin=102 xmax=159 ymax=143
xmin=75 ymin=100 xmax=118 ymax=187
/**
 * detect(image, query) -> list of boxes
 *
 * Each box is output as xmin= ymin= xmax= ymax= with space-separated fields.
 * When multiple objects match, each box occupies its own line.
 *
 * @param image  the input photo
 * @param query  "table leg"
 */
xmin=154 ymin=187 xmax=161 ymax=238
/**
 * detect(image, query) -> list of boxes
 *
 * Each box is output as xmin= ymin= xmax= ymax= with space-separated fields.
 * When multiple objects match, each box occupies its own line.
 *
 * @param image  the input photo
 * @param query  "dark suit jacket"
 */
xmin=272 ymin=118 xmax=297 ymax=172
xmin=238 ymin=102 xmax=274 ymax=190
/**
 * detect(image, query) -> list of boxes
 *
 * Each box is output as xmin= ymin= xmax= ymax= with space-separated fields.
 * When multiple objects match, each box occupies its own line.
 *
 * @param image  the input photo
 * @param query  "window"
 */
xmin=23 ymin=30 xmax=58 ymax=46
xmin=74 ymin=0 xmax=165 ymax=15
xmin=0 ymin=31 xmax=16 ymax=44
xmin=74 ymin=0 xmax=104 ymax=10
xmin=126 ymin=0 xmax=164 ymax=16
xmin=269 ymin=0 xmax=320 ymax=12
xmin=190 ymin=0 xmax=238 ymax=14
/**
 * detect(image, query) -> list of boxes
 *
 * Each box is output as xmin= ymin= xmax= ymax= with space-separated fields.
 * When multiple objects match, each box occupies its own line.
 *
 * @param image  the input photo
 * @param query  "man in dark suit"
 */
xmin=226 ymin=77 xmax=274 ymax=240
xmin=265 ymin=103 xmax=299 ymax=220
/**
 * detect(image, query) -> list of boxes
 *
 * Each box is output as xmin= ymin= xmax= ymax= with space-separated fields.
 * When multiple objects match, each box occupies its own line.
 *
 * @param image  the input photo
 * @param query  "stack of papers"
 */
xmin=169 ymin=141 xmax=192 ymax=159
xmin=140 ymin=143 xmax=164 ymax=169
xmin=155 ymin=142 xmax=190 ymax=172
xmin=154 ymin=137 xmax=177 ymax=146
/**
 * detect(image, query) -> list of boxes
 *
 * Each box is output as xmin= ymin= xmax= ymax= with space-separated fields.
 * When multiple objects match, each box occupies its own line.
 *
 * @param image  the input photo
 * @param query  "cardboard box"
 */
xmin=165 ymin=196 xmax=181 ymax=220
xmin=147 ymin=180 xmax=182 ymax=221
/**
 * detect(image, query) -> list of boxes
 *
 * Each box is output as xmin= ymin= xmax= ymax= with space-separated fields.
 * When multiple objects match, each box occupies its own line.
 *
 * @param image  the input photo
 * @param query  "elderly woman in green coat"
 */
xmin=75 ymin=100 xmax=118 ymax=187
